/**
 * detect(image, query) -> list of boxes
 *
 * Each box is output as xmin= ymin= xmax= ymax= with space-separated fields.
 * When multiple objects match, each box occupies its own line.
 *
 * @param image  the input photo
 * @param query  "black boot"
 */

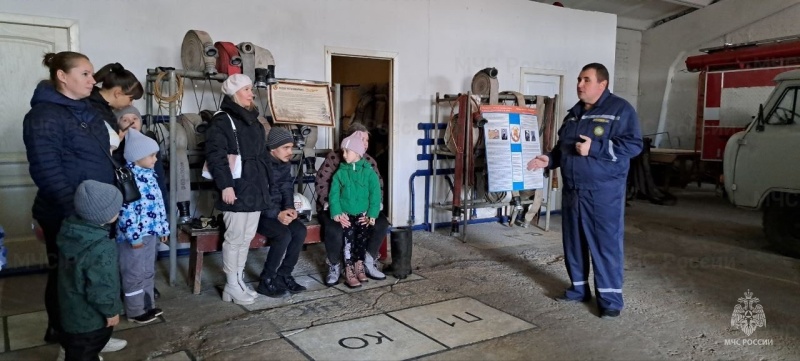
xmin=389 ymin=227 xmax=413 ymax=279
xmin=256 ymin=274 xmax=288 ymax=298
xmin=277 ymin=275 xmax=307 ymax=294
xmin=177 ymin=201 xmax=191 ymax=225
xmin=303 ymin=157 xmax=317 ymax=175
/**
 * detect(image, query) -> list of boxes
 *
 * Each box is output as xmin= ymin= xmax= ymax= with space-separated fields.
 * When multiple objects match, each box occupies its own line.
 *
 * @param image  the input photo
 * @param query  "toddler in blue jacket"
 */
xmin=116 ymin=129 xmax=169 ymax=324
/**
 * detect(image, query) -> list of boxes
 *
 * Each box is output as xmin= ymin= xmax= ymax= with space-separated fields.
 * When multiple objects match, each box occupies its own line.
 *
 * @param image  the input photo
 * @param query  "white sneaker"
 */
xmin=364 ymin=253 xmax=386 ymax=280
xmin=100 ymin=337 xmax=127 ymax=353
xmin=325 ymin=260 xmax=341 ymax=286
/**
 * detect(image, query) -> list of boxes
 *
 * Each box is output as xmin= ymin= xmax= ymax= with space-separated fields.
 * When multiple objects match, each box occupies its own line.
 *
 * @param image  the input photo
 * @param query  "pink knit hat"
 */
xmin=341 ymin=131 xmax=367 ymax=157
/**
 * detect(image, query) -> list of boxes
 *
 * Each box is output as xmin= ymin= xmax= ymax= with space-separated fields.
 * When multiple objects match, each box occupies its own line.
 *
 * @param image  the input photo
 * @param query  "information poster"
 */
xmin=268 ymin=80 xmax=335 ymax=126
xmin=481 ymin=105 xmax=543 ymax=192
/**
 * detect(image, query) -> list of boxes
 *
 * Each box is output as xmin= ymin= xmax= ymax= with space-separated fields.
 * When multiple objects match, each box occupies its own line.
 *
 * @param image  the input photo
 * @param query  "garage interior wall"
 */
xmin=614 ymin=28 xmax=642 ymax=109
xmin=637 ymin=0 xmax=800 ymax=150
xmin=0 ymin=0 xmax=617 ymax=227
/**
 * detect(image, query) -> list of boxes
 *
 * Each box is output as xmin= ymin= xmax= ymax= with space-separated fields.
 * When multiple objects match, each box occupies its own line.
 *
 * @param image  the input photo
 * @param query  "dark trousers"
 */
xmin=60 ymin=326 xmax=113 ymax=361
xmin=39 ymin=217 xmax=63 ymax=339
xmin=342 ymin=214 xmax=373 ymax=265
xmin=562 ymin=183 xmax=626 ymax=311
xmin=256 ymin=216 xmax=306 ymax=278
xmin=320 ymin=210 xmax=388 ymax=264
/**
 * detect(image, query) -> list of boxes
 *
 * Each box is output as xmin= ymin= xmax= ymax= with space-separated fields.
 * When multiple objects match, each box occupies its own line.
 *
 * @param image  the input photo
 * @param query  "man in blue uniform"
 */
xmin=527 ymin=63 xmax=642 ymax=318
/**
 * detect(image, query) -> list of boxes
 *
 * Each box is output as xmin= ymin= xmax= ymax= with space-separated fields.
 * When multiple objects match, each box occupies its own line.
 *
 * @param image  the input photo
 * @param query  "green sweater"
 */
xmin=57 ymin=216 xmax=122 ymax=334
xmin=329 ymin=158 xmax=381 ymax=219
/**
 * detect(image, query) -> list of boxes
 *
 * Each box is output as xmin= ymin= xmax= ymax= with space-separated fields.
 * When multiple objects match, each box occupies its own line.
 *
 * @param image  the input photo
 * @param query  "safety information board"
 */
xmin=481 ymin=105 xmax=543 ymax=192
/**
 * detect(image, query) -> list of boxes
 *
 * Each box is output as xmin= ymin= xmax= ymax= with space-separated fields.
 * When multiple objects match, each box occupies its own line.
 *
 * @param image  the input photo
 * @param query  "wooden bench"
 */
xmin=178 ymin=220 xmax=321 ymax=294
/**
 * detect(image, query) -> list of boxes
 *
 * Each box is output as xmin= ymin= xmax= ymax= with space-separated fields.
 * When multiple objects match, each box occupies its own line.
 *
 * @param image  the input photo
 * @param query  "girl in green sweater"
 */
xmin=329 ymin=131 xmax=382 ymax=288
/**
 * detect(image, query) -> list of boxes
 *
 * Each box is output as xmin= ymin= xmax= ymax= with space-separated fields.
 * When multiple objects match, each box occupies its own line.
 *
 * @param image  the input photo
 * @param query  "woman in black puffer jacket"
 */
xmin=205 ymin=74 xmax=271 ymax=305
xmin=23 ymin=51 xmax=116 ymax=345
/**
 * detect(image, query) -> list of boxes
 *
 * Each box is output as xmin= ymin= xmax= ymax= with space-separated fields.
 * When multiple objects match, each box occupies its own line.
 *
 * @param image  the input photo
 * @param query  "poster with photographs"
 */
xmin=481 ymin=105 xmax=544 ymax=192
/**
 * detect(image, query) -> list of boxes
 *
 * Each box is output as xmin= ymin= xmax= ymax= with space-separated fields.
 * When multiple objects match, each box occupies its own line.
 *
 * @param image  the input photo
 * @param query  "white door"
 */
xmin=523 ymin=73 xmax=560 ymax=98
xmin=522 ymin=72 xmax=564 ymax=121
xmin=521 ymin=71 xmax=564 ymax=215
xmin=0 ymin=17 xmax=72 ymax=241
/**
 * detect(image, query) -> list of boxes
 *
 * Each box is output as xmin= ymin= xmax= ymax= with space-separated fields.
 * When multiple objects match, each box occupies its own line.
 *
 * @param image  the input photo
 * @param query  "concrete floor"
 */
xmin=1 ymin=185 xmax=798 ymax=360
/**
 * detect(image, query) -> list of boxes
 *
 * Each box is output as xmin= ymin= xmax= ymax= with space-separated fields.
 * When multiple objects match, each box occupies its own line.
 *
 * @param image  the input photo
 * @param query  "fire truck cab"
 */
xmin=686 ymin=37 xmax=800 ymax=256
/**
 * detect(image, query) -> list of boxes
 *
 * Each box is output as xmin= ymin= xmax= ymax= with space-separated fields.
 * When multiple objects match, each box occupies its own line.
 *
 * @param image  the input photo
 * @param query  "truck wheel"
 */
xmin=763 ymin=194 xmax=800 ymax=257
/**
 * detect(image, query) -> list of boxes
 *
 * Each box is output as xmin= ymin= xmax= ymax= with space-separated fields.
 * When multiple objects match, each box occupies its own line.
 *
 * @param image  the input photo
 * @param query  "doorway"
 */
xmin=327 ymin=50 xmax=395 ymax=217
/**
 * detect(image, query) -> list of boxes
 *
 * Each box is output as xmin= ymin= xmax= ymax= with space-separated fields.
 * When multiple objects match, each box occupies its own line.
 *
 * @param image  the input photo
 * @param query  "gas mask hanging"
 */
xmin=237 ymin=42 xmax=276 ymax=89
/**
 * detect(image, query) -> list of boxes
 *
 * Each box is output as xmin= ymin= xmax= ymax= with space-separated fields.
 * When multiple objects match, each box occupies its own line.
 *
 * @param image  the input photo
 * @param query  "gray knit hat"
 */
xmin=74 ymin=180 xmax=123 ymax=225
xmin=124 ymin=128 xmax=159 ymax=162
xmin=113 ymin=105 xmax=142 ymax=123
xmin=267 ymin=127 xmax=294 ymax=149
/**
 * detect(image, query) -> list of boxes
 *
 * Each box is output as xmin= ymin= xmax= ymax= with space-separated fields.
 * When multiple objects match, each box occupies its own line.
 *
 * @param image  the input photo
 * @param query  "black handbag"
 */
xmin=84 ymin=122 xmax=142 ymax=203
xmin=112 ymin=163 xmax=142 ymax=203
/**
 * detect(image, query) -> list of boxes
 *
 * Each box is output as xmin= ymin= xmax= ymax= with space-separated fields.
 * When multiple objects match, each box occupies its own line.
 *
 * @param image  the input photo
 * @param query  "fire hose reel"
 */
xmin=181 ymin=30 xmax=218 ymax=76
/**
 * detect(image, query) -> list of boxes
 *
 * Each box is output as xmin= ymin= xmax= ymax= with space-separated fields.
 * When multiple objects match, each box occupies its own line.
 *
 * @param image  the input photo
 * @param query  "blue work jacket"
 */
xmin=548 ymin=89 xmax=643 ymax=190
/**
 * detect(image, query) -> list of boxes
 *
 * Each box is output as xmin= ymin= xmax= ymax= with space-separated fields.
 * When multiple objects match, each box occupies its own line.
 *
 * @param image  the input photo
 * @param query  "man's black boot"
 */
xmin=256 ymin=274 xmax=288 ymax=298
xmin=177 ymin=201 xmax=191 ymax=225
xmin=278 ymin=275 xmax=307 ymax=294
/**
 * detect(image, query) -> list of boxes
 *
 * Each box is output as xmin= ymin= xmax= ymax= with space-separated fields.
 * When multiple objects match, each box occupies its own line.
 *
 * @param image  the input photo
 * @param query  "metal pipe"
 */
xmin=409 ymin=168 xmax=455 ymax=230
xmin=431 ymin=93 xmax=440 ymax=233
xmin=408 ymin=171 xmax=417 ymax=226
xmin=167 ymin=71 xmax=178 ymax=286
xmin=424 ymin=131 xmax=432 ymax=230
xmin=145 ymin=79 xmax=153 ymax=129
xmin=655 ymin=50 xmax=686 ymax=148
xmin=440 ymin=93 xmax=538 ymax=104
xmin=333 ymin=83 xmax=342 ymax=150
xmin=462 ymin=92 xmax=474 ymax=243
xmin=146 ymin=68 xmax=228 ymax=81
xmin=545 ymin=170 xmax=554 ymax=231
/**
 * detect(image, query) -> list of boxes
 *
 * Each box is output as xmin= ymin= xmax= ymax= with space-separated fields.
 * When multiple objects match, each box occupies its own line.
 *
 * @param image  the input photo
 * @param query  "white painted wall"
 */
xmin=0 ymin=0 xmax=617 ymax=227
xmin=614 ymin=28 xmax=641 ymax=108
xmin=638 ymin=0 xmax=800 ymax=149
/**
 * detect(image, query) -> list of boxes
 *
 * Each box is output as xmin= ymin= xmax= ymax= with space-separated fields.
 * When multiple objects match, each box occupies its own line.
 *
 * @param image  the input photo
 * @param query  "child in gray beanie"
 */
xmin=117 ymin=128 xmax=168 ymax=324
xmin=113 ymin=105 xmax=142 ymax=134
xmin=57 ymin=180 xmax=123 ymax=360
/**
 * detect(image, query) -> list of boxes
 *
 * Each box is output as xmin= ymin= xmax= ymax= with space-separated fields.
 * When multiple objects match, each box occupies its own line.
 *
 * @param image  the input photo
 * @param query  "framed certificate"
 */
xmin=268 ymin=79 xmax=335 ymax=126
